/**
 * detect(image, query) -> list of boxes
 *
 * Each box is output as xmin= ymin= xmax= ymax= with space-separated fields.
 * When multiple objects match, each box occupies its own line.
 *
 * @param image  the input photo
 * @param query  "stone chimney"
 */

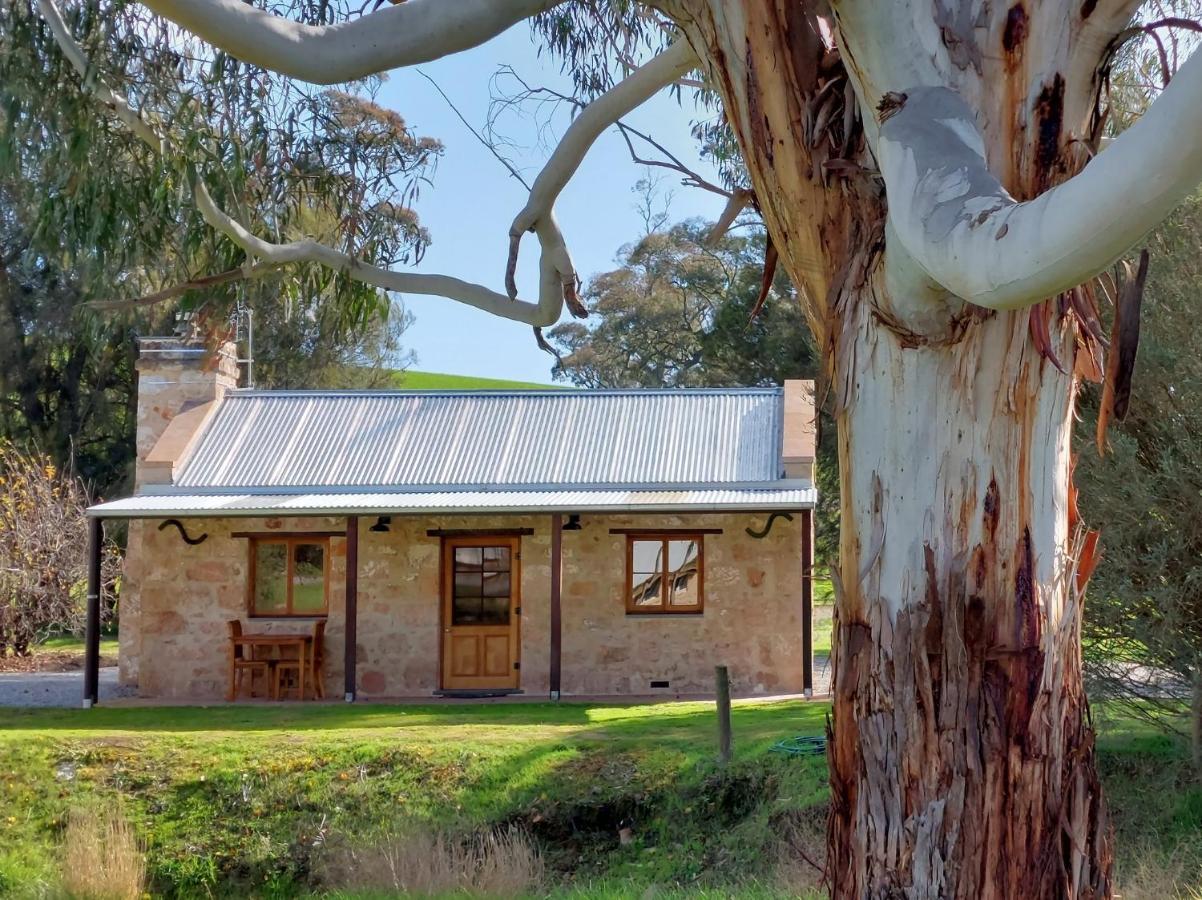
xmin=134 ymin=337 xmax=237 ymax=489
xmin=781 ymin=379 xmax=817 ymax=482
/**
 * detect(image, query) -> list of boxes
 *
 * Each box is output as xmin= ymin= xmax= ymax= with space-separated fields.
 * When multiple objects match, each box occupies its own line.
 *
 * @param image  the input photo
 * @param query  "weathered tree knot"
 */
xmin=876 ymin=91 xmax=908 ymax=123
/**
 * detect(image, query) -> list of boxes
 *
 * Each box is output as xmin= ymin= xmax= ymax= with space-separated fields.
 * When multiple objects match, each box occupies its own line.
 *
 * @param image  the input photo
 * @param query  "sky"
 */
xmin=376 ymin=23 xmax=728 ymax=385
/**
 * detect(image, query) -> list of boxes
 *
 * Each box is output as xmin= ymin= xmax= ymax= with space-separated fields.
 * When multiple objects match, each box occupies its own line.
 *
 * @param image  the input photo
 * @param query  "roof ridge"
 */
xmin=226 ymin=386 xmax=785 ymax=398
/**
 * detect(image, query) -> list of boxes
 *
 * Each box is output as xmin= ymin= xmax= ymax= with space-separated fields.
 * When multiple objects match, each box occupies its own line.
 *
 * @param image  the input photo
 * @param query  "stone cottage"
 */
xmin=82 ymin=338 xmax=818 ymax=704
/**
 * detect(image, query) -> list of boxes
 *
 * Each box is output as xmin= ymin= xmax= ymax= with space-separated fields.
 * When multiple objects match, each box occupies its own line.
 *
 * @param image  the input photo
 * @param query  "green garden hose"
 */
xmin=770 ymin=735 xmax=828 ymax=756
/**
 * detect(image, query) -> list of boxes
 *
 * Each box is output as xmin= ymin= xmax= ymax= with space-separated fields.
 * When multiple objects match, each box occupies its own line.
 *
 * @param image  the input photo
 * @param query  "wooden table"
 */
xmin=230 ymin=633 xmax=312 ymax=700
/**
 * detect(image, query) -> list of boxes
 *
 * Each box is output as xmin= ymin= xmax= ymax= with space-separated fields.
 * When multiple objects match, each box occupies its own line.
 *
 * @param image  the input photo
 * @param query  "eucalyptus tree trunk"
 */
xmin=670 ymin=0 xmax=1140 ymax=895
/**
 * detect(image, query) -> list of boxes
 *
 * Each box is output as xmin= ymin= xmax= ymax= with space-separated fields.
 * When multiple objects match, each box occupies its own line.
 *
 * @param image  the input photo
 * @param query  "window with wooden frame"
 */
xmin=625 ymin=535 xmax=704 ymax=614
xmin=247 ymin=536 xmax=331 ymax=617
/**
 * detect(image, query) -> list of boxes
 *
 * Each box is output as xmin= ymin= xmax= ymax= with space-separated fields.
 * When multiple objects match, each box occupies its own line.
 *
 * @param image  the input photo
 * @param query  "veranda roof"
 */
xmin=87 ymin=487 xmax=815 ymax=518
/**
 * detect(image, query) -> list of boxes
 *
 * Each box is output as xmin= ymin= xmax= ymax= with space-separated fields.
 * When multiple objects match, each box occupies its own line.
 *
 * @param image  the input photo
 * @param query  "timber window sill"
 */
xmin=624 ymin=612 xmax=704 ymax=618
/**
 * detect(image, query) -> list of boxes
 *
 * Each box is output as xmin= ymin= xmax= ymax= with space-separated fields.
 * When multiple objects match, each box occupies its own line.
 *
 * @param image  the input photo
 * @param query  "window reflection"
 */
xmin=452 ymin=544 xmax=511 ymax=625
xmin=667 ymin=540 xmax=699 ymax=607
xmin=254 ymin=543 xmax=287 ymax=613
xmin=626 ymin=536 xmax=703 ymax=613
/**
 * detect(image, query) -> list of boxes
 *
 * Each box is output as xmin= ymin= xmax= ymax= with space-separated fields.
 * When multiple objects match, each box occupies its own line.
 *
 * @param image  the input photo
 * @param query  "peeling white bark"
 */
xmin=138 ymin=0 xmax=559 ymax=84
xmin=878 ymin=49 xmax=1202 ymax=311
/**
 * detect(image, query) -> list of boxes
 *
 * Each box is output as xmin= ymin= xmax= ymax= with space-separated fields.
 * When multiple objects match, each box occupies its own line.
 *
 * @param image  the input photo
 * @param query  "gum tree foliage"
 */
xmin=21 ymin=0 xmax=1202 ymax=894
xmin=0 ymin=0 xmax=439 ymax=492
xmin=1075 ymin=191 xmax=1202 ymax=765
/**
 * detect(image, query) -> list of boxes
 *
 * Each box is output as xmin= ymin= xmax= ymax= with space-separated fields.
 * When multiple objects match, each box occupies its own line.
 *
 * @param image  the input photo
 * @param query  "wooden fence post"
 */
xmin=716 ymin=665 xmax=732 ymax=764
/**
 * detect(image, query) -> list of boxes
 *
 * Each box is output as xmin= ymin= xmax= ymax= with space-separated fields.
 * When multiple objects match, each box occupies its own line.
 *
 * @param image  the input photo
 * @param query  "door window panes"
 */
xmin=453 ymin=544 xmax=511 ymax=625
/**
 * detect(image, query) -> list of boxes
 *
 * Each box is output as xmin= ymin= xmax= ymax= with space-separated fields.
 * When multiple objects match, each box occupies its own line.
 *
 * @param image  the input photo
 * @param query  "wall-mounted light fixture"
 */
xmin=369 ymin=515 xmax=392 ymax=533
xmin=561 ymin=514 xmax=582 ymax=531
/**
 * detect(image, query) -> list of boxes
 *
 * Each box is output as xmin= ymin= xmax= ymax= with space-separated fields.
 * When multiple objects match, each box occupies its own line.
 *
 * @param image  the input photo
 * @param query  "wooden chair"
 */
xmin=274 ymin=620 xmax=325 ymax=700
xmin=227 ymin=620 xmax=271 ymax=700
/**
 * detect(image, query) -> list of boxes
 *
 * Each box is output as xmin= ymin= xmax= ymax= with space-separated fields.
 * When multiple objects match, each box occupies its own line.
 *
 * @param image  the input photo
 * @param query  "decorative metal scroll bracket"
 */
xmin=159 ymin=519 xmax=208 ymax=546
xmin=745 ymin=511 xmax=794 ymax=539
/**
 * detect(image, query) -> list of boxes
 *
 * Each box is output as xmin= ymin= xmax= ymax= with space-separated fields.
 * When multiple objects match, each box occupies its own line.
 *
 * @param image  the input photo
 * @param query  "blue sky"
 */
xmin=377 ymin=23 xmax=726 ymax=385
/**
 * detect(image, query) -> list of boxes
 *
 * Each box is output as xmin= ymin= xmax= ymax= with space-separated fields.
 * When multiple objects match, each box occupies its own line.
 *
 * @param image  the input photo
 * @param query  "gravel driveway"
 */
xmin=0 ymin=667 xmax=136 ymax=708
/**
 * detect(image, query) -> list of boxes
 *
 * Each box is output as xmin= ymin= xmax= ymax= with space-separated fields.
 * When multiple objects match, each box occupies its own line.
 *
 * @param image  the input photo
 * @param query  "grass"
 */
xmin=389 ymin=370 xmax=566 ymax=391
xmin=812 ymin=578 xmax=834 ymax=656
xmin=0 ymin=634 xmax=120 ymax=674
xmin=36 ymin=635 xmax=120 ymax=657
xmin=0 ymin=700 xmax=1198 ymax=898
xmin=0 ymin=700 xmax=826 ymax=897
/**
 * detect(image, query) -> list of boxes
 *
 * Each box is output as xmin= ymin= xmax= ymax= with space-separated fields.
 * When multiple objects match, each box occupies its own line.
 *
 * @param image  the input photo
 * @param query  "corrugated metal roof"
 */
xmin=88 ymin=487 xmax=815 ymax=518
xmin=175 ymin=388 xmax=785 ymax=490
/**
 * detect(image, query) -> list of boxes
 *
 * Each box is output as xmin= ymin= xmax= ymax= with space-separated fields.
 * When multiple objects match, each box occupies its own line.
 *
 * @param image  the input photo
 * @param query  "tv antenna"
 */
xmin=229 ymin=298 xmax=255 ymax=389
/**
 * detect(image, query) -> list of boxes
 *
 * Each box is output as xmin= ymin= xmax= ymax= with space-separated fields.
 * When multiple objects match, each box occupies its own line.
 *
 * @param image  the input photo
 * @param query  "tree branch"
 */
xmin=194 ymin=178 xmax=571 ymax=325
xmin=37 ymin=0 xmax=164 ymax=152
xmin=416 ymin=69 xmax=531 ymax=191
xmin=87 ymin=264 xmax=275 ymax=310
xmin=877 ymin=59 xmax=1202 ymax=311
xmin=616 ymin=121 xmax=731 ymax=198
xmin=37 ymin=0 xmax=573 ymax=328
xmin=507 ymin=38 xmax=699 ymax=300
xmin=705 ymin=188 xmax=754 ymax=246
xmin=137 ymin=0 xmax=558 ymax=84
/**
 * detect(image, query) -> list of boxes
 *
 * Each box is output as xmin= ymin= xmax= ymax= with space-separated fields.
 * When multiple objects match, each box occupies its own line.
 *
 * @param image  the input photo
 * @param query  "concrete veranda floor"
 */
xmin=0 ymin=654 xmax=832 ymax=709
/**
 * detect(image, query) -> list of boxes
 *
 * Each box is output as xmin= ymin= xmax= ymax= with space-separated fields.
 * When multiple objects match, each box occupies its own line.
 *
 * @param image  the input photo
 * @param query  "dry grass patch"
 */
xmin=773 ymin=805 xmax=827 ymax=897
xmin=60 ymin=808 xmax=145 ymax=900
xmin=320 ymin=826 xmax=544 ymax=897
xmin=1115 ymin=842 xmax=1202 ymax=900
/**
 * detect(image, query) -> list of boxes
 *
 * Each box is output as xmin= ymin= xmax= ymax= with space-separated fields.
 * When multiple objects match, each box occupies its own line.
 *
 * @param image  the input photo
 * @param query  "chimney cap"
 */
xmin=136 ymin=336 xmax=210 ymax=357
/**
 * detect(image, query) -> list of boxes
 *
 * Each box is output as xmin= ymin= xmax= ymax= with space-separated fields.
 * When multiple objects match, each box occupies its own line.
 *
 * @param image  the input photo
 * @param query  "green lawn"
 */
xmin=36 ymin=635 xmax=119 ymax=657
xmin=0 ymin=700 xmax=829 ymax=898
xmin=390 ymin=370 xmax=566 ymax=391
xmin=1 ymin=699 xmax=1199 ymax=898
xmin=812 ymin=579 xmax=834 ymax=656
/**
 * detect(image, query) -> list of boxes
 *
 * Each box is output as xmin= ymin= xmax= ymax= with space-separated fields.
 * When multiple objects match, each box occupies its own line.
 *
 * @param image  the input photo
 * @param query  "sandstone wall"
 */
xmin=127 ymin=511 xmax=805 ymax=700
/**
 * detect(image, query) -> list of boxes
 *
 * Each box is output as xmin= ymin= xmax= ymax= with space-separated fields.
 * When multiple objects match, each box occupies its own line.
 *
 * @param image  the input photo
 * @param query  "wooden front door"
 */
xmin=441 ymin=536 xmax=521 ymax=690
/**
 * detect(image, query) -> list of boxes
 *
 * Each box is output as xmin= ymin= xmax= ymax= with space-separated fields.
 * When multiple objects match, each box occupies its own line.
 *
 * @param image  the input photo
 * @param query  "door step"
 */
xmin=434 ymin=689 xmax=525 ymax=699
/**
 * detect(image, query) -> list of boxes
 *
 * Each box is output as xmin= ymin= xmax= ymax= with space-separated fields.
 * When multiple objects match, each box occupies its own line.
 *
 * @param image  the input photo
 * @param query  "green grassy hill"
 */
xmin=390 ymin=370 xmax=567 ymax=391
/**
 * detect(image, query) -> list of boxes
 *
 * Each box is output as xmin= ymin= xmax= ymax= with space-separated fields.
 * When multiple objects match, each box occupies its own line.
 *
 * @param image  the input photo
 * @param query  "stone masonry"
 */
xmin=131 ymin=509 xmax=804 ymax=700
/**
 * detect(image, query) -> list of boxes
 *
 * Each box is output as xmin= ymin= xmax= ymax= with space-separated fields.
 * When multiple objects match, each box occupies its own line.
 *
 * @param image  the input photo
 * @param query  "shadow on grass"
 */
xmin=0 ymin=698 xmax=830 ymax=743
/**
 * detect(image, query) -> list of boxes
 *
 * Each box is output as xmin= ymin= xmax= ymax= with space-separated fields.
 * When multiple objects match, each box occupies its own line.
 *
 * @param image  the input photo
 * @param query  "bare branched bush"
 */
xmin=0 ymin=441 xmax=118 ymax=657
xmin=319 ymin=826 xmax=544 ymax=897
xmin=60 ymin=807 xmax=146 ymax=900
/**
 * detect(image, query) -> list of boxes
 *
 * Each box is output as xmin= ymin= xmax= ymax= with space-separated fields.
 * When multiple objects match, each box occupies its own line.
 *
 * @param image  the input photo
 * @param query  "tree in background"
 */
xmin=26 ymin=0 xmax=1202 ymax=891
xmin=549 ymin=217 xmax=837 ymax=560
xmin=549 ymin=220 xmax=813 ymax=387
xmin=1075 ymin=191 xmax=1202 ymax=767
xmin=0 ymin=2 xmax=438 ymax=494
xmin=249 ymin=295 xmax=416 ymax=390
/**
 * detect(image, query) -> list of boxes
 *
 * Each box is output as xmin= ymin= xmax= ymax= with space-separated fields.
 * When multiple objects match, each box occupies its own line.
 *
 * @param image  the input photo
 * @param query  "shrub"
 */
xmin=0 ymin=441 xmax=118 ymax=656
